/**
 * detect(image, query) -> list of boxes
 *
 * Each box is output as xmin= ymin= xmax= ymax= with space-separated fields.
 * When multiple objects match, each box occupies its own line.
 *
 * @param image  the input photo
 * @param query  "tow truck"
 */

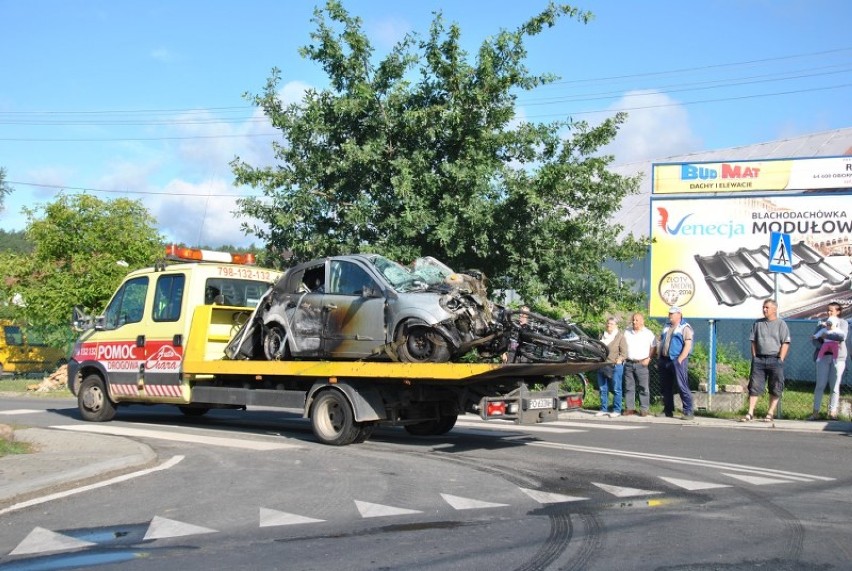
xmin=68 ymin=246 xmax=600 ymax=445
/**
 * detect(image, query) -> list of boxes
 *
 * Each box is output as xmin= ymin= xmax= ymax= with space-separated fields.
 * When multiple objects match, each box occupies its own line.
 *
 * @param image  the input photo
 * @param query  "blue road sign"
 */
xmin=768 ymin=232 xmax=793 ymax=273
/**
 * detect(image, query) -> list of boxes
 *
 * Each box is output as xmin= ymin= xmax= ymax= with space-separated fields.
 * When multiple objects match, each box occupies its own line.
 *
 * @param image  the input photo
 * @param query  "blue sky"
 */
xmin=1 ymin=0 xmax=851 ymax=248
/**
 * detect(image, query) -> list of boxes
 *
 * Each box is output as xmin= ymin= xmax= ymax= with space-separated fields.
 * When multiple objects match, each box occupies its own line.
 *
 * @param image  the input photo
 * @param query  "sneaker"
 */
xmin=806 ymin=413 xmax=820 ymax=421
xmin=639 ymin=410 xmax=649 ymax=417
xmin=609 ymin=412 xmax=621 ymax=418
xmin=595 ymin=411 xmax=608 ymax=417
xmin=623 ymin=410 xmax=635 ymax=416
xmin=681 ymin=413 xmax=694 ymax=421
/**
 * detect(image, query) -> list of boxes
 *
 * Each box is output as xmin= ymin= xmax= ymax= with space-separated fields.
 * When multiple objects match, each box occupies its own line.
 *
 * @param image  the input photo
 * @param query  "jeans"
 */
xmin=660 ymin=357 xmax=693 ymax=415
xmin=597 ymin=363 xmax=624 ymax=413
xmin=623 ymin=362 xmax=650 ymax=411
xmin=814 ymin=356 xmax=846 ymax=414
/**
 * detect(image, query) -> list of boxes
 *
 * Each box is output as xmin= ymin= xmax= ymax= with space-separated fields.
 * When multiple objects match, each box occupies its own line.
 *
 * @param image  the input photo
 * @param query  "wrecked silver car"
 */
xmin=226 ymin=255 xmax=509 ymax=363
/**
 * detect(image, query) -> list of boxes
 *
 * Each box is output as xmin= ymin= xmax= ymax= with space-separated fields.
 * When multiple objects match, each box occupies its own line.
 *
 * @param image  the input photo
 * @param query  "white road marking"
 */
xmin=453 ymin=420 xmax=584 ymax=434
xmin=528 ymin=441 xmax=834 ymax=483
xmin=144 ymin=516 xmax=217 ymax=540
xmin=519 ymin=488 xmax=588 ymax=504
xmin=355 ymin=500 xmax=422 ymax=518
xmin=440 ymin=494 xmax=508 ymax=510
xmin=51 ymin=424 xmax=300 ymax=450
xmin=0 ymin=409 xmax=42 ymax=415
xmin=0 ymin=455 xmax=184 ymax=517
xmin=259 ymin=508 xmax=325 ymax=527
xmin=549 ymin=420 xmax=645 ymax=431
xmin=659 ymin=477 xmax=732 ymax=491
xmin=593 ymin=482 xmax=661 ymax=498
xmin=721 ymin=473 xmax=796 ymax=486
xmin=10 ymin=527 xmax=96 ymax=556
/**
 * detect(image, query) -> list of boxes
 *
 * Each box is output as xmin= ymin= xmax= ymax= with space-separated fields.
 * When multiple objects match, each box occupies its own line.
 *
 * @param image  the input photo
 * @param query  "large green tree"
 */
xmin=0 ymin=194 xmax=162 ymax=343
xmin=233 ymin=1 xmax=647 ymax=318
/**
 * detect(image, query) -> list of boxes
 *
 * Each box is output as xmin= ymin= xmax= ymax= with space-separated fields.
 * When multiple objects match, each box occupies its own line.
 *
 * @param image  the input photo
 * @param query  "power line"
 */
xmin=6 ymin=180 xmax=256 ymax=198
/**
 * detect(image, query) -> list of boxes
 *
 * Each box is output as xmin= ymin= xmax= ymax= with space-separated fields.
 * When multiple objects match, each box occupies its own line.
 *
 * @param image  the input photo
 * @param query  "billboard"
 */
xmin=653 ymin=156 xmax=852 ymax=195
xmin=649 ymin=156 xmax=852 ymax=319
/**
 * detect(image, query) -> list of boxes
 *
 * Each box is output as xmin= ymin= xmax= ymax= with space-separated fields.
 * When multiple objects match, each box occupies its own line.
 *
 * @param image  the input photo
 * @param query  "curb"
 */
xmin=0 ymin=427 xmax=157 ymax=505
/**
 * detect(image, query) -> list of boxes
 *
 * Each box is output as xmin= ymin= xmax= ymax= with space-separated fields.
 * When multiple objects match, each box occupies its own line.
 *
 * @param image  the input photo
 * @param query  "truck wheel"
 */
xmin=404 ymin=414 xmax=458 ymax=436
xmin=78 ymin=374 xmax=116 ymax=422
xmin=263 ymin=324 xmax=290 ymax=360
xmin=179 ymin=406 xmax=210 ymax=417
xmin=396 ymin=324 xmax=451 ymax=363
xmin=310 ymin=390 xmax=361 ymax=446
xmin=352 ymin=422 xmax=376 ymax=444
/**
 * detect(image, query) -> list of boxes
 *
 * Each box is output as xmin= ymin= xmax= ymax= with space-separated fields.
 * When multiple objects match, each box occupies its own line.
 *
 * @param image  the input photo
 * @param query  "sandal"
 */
xmin=763 ymin=414 xmax=774 ymax=422
xmin=739 ymin=414 xmax=753 ymax=422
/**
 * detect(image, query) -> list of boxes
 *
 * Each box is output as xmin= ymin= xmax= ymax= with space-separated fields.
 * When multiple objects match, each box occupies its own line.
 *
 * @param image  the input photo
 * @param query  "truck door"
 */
xmin=322 ymin=260 xmax=386 ymax=358
xmin=95 ymin=276 xmax=150 ymax=398
xmin=141 ymin=272 xmax=186 ymax=400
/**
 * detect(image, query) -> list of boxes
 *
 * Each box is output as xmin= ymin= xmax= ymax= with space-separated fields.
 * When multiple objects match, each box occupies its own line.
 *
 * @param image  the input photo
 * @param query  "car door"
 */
xmin=286 ymin=262 xmax=326 ymax=356
xmin=322 ymin=259 xmax=387 ymax=358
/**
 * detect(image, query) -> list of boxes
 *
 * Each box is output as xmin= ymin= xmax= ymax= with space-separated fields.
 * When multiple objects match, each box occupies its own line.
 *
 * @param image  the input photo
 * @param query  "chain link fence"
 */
xmin=582 ymin=317 xmax=852 ymax=420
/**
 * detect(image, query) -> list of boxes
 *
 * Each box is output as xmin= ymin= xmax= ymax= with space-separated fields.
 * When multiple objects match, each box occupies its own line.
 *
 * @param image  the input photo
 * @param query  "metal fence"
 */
xmin=585 ymin=318 xmax=852 ymax=420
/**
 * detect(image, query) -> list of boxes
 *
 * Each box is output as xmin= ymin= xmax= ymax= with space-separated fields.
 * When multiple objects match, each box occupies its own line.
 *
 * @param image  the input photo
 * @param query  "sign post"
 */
xmin=767 ymin=231 xmax=792 ymax=418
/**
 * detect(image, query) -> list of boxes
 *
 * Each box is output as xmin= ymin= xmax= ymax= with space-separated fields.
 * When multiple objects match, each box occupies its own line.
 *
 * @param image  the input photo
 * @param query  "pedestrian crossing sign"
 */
xmin=768 ymin=232 xmax=793 ymax=273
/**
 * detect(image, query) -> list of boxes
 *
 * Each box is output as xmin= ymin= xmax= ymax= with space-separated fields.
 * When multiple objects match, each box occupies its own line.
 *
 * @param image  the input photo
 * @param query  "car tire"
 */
xmin=396 ymin=323 xmax=451 ymax=363
xmin=78 ymin=374 xmax=117 ymax=422
xmin=263 ymin=324 xmax=290 ymax=360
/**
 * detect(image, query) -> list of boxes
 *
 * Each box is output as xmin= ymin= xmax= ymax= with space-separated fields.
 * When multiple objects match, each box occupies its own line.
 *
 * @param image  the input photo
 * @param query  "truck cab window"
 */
xmin=104 ymin=277 xmax=148 ymax=330
xmin=153 ymin=274 xmax=185 ymax=322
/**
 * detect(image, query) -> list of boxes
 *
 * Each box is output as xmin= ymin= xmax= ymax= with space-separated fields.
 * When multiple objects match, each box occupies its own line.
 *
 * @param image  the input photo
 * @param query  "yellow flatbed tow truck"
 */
xmin=69 ymin=246 xmax=599 ymax=445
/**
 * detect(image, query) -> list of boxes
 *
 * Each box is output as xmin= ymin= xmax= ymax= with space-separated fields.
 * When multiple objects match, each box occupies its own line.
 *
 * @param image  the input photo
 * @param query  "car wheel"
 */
xmin=263 ymin=324 xmax=290 ymax=360
xmin=78 ymin=374 xmax=116 ymax=422
xmin=310 ymin=390 xmax=361 ymax=446
xmin=396 ymin=323 xmax=451 ymax=363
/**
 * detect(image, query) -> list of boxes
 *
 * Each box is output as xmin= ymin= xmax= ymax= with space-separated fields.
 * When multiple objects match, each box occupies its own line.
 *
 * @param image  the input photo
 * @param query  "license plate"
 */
xmin=527 ymin=398 xmax=552 ymax=410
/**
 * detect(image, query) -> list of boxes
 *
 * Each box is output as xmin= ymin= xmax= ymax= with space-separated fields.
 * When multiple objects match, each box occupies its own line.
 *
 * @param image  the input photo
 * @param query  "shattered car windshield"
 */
xmin=371 ymin=256 xmax=454 ymax=292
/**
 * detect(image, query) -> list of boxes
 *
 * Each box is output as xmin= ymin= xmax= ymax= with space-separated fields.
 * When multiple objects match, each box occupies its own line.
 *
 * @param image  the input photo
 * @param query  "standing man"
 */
xmin=657 ymin=306 xmax=694 ymax=420
xmin=623 ymin=312 xmax=656 ymax=417
xmin=742 ymin=299 xmax=791 ymax=422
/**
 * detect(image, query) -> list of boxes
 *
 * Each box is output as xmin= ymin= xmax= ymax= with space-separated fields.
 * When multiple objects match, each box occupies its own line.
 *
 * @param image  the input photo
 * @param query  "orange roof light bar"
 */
xmin=164 ymin=244 xmax=256 ymax=265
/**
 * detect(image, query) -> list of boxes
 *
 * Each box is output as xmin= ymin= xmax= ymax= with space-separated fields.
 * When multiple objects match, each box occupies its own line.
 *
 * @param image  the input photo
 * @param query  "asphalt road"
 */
xmin=1 ymin=396 xmax=850 ymax=571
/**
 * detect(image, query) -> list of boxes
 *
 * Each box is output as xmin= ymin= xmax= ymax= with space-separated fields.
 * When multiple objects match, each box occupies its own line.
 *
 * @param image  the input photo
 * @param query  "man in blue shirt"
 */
xmin=657 ymin=306 xmax=694 ymax=420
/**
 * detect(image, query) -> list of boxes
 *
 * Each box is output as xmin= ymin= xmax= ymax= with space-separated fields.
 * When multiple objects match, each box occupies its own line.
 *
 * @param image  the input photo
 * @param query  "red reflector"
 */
xmin=486 ymin=401 xmax=506 ymax=416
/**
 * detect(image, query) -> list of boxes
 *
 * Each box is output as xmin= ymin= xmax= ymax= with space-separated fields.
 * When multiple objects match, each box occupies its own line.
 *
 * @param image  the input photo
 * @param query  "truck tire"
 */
xmin=78 ymin=374 xmax=116 ymax=422
xmin=179 ymin=406 xmax=210 ymax=417
xmin=396 ymin=323 xmax=451 ymax=363
xmin=404 ymin=414 xmax=458 ymax=436
xmin=310 ymin=390 xmax=361 ymax=446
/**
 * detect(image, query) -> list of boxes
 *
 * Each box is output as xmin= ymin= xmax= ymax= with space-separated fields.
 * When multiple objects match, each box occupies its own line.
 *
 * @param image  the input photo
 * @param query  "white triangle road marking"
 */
xmin=259 ymin=508 xmax=325 ymax=527
xmin=10 ymin=527 xmax=97 ymax=556
xmin=722 ymin=473 xmax=795 ymax=486
xmin=143 ymin=516 xmax=217 ymax=540
xmin=659 ymin=477 xmax=732 ymax=491
xmin=354 ymin=500 xmax=422 ymax=518
xmin=593 ymin=482 xmax=662 ymax=498
xmin=518 ymin=488 xmax=588 ymax=504
xmin=440 ymin=494 xmax=508 ymax=510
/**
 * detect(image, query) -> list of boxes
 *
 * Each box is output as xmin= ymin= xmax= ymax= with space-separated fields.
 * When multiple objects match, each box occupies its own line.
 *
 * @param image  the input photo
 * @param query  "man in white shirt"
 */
xmin=623 ymin=313 xmax=657 ymax=416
